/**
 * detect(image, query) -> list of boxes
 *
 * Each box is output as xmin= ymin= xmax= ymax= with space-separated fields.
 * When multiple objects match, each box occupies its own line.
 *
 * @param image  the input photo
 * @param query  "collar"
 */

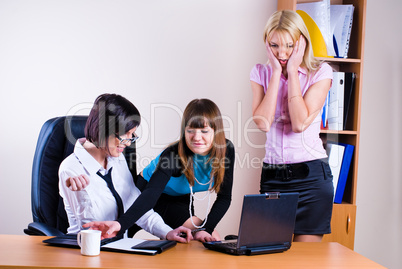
xmin=73 ymin=138 xmax=123 ymax=176
xmin=298 ymin=66 xmax=308 ymax=75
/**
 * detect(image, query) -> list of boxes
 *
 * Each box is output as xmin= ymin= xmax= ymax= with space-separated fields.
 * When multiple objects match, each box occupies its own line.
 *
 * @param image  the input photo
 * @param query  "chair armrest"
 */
xmin=24 ymin=222 xmax=65 ymax=236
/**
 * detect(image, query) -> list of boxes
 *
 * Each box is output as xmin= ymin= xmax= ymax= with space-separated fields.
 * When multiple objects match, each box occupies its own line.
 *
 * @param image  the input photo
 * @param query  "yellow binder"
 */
xmin=296 ymin=10 xmax=331 ymax=58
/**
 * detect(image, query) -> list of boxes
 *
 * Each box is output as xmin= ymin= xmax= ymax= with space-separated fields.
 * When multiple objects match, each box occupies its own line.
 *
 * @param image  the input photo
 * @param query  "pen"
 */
xmin=190 ymin=228 xmax=205 ymax=235
xmin=179 ymin=228 xmax=206 ymax=238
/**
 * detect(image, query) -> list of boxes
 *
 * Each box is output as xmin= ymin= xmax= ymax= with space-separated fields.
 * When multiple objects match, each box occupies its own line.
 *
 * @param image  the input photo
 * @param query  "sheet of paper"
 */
xmin=102 ymin=238 xmax=158 ymax=255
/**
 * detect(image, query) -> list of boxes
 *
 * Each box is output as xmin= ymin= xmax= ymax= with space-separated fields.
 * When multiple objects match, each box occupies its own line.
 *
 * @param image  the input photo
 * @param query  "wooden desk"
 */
xmin=0 ymin=235 xmax=384 ymax=269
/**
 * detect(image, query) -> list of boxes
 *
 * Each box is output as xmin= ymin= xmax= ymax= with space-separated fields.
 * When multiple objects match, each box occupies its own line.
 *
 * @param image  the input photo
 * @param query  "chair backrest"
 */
xmin=31 ymin=116 xmax=87 ymax=233
xmin=31 ymin=116 xmax=138 ymax=233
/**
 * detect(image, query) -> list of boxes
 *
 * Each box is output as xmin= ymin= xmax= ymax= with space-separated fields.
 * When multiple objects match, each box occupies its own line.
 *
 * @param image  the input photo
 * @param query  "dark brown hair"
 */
xmin=85 ymin=93 xmax=140 ymax=151
xmin=178 ymin=99 xmax=227 ymax=193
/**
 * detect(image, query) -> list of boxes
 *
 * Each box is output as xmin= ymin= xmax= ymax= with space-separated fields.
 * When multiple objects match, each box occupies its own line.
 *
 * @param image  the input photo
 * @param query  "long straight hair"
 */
xmin=178 ymin=99 xmax=227 ymax=193
xmin=263 ymin=10 xmax=321 ymax=73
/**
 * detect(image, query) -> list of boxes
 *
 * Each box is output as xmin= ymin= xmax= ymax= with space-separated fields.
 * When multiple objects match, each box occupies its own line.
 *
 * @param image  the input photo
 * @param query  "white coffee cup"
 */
xmin=77 ymin=230 xmax=102 ymax=256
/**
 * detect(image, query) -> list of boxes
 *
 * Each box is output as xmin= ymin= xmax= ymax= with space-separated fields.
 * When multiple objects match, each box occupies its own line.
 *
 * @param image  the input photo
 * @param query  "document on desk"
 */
xmin=43 ymin=235 xmax=165 ymax=255
xmin=101 ymin=238 xmax=158 ymax=255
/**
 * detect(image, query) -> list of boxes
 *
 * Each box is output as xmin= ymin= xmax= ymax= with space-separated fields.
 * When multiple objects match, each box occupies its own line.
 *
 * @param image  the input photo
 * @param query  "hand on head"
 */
xmin=287 ymin=35 xmax=306 ymax=73
xmin=265 ymin=40 xmax=282 ymax=72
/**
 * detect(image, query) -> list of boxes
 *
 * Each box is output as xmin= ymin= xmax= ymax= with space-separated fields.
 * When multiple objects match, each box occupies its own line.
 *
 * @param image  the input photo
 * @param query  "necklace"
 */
xmin=194 ymin=176 xmax=213 ymax=186
xmin=189 ymin=177 xmax=213 ymax=229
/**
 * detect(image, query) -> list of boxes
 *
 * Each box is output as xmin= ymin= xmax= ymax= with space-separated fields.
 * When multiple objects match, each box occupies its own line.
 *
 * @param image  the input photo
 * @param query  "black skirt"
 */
xmin=260 ymin=159 xmax=334 ymax=235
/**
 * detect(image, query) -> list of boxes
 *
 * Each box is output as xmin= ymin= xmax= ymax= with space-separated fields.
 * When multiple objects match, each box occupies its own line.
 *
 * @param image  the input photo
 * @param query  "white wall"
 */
xmin=0 ymin=1 xmax=400 ymax=268
xmin=355 ymin=1 xmax=402 ymax=268
xmin=0 ymin=0 xmax=272 ymax=239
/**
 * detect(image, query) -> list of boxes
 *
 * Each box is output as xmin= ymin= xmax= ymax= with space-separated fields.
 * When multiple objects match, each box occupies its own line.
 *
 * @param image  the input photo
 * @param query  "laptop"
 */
xmin=203 ymin=192 xmax=299 ymax=255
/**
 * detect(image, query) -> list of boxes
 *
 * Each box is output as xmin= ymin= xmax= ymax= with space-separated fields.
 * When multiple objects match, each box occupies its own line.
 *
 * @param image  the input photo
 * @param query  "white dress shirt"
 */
xmin=58 ymin=138 xmax=172 ymax=238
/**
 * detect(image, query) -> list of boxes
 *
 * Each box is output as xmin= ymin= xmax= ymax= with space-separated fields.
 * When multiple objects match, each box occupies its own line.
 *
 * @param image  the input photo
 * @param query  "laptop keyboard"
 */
xmin=215 ymin=242 xmax=237 ymax=248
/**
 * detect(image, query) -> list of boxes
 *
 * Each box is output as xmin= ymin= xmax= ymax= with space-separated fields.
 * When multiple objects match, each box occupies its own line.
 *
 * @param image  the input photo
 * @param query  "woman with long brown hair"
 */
xmin=82 ymin=98 xmax=235 ymax=242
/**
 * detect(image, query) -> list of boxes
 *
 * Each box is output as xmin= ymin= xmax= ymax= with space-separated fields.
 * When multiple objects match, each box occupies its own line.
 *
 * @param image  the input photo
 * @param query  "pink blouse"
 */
xmin=250 ymin=63 xmax=333 ymax=164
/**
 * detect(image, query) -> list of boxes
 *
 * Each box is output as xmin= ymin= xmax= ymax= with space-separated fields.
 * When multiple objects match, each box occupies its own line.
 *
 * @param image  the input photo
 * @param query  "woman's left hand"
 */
xmin=193 ymin=230 xmax=217 ymax=243
xmin=287 ymin=35 xmax=306 ymax=73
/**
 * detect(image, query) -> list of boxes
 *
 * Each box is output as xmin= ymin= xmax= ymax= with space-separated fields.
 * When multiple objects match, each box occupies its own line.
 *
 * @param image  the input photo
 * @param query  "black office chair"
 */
xmin=24 ymin=116 xmax=140 ymax=236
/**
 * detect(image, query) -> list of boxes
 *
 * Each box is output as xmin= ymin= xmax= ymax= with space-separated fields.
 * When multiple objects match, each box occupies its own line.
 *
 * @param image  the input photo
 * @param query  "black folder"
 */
xmin=131 ymin=240 xmax=176 ymax=254
xmin=343 ymin=72 xmax=356 ymax=130
xmin=43 ymin=234 xmax=176 ymax=255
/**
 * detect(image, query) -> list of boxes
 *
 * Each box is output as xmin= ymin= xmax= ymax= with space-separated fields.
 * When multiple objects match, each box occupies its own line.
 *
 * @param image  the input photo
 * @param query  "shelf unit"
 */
xmin=277 ymin=0 xmax=366 ymax=249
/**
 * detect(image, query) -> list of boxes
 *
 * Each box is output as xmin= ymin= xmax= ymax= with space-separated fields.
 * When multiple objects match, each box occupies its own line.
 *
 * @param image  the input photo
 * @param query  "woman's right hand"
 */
xmin=166 ymin=226 xmax=193 ymax=243
xmin=66 ymin=175 xmax=90 ymax=191
xmin=82 ymin=221 xmax=121 ymax=239
xmin=265 ymin=40 xmax=282 ymax=73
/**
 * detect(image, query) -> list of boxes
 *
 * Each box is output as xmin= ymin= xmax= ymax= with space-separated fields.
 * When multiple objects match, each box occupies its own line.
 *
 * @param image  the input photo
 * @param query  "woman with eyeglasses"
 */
xmin=82 ymin=98 xmax=235 ymax=243
xmin=59 ymin=93 xmax=192 ymax=242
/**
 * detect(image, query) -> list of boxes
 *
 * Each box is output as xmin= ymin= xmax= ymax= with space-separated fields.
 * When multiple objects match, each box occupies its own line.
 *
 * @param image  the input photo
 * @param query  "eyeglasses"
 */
xmin=115 ymin=133 xmax=139 ymax=145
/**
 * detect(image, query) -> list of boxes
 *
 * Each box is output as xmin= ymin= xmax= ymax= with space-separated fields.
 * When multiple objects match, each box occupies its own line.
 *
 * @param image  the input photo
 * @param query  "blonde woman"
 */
xmin=250 ymin=10 xmax=334 ymax=242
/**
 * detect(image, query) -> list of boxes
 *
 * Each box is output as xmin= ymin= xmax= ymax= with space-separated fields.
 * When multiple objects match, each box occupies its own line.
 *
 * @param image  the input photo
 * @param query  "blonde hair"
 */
xmin=263 ymin=10 xmax=321 ymax=72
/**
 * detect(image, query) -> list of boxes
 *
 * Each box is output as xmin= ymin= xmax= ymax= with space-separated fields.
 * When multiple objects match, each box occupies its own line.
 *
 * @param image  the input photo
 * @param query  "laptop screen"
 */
xmin=237 ymin=193 xmax=299 ymax=249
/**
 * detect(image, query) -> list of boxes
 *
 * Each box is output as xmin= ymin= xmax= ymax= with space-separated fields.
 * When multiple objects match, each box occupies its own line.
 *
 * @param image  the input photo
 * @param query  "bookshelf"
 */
xmin=277 ymin=0 xmax=366 ymax=249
